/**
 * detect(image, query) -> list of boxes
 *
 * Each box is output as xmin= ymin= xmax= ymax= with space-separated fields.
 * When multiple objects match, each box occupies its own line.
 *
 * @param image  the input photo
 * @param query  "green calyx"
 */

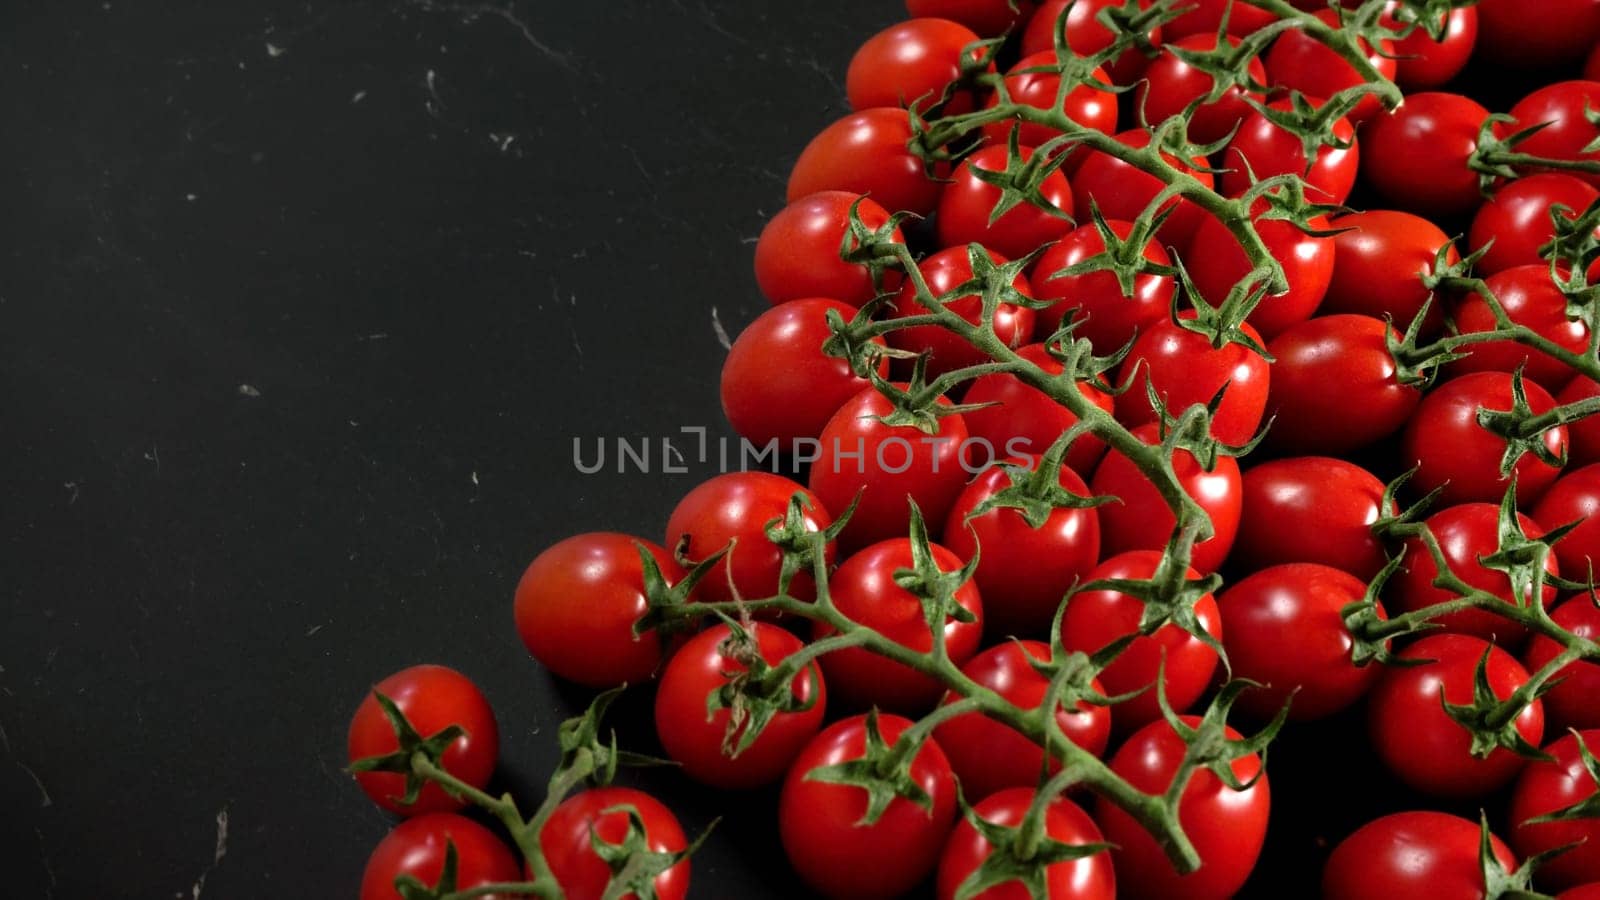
xmin=704 ymin=615 xmax=822 ymax=758
xmin=346 ymin=690 xmax=467 ymax=808
xmin=1478 ymin=811 xmax=1561 ymax=900
xmin=963 ymin=427 xmax=1118 ymax=528
xmin=589 ymin=805 xmax=714 ymax=900
xmin=1525 ymin=732 xmax=1600 ymax=825
xmin=971 ymin=127 xmax=1075 ymax=226
xmin=803 ymin=708 xmax=935 ymax=826
xmin=1473 ymin=369 xmax=1571 ymax=476
xmin=1441 ymin=647 xmax=1557 ymax=762
xmin=948 ymin=787 xmax=1114 ymax=900
xmin=893 ymin=500 xmax=981 ymax=638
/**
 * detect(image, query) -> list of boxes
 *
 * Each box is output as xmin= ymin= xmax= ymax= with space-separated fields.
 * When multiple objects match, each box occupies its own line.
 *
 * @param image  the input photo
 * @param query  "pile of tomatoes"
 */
xmin=344 ymin=1 xmax=1600 ymax=898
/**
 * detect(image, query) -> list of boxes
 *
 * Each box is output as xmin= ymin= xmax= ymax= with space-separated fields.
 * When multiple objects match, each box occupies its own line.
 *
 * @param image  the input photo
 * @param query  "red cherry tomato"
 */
xmin=754 ymin=192 xmax=904 ymax=307
xmin=1522 ymin=597 xmax=1600 ymax=731
xmin=1508 ymin=81 xmax=1600 ymax=189
xmin=935 ymin=787 xmax=1116 ymax=900
xmin=1090 ymin=424 xmax=1241 ymax=574
xmin=1236 ymin=456 xmax=1388 ymax=581
xmin=780 ymin=713 xmax=959 ymax=898
xmin=541 ymin=788 xmax=689 ymax=900
xmin=359 ymin=814 xmax=520 ymax=900
xmin=788 ymin=108 xmax=945 ymax=216
xmin=1265 ymin=314 xmax=1421 ymax=454
xmin=961 ymin=343 xmax=1114 ymax=478
xmin=1399 ymin=371 xmax=1568 ymax=507
xmin=1184 ymin=207 xmax=1335 ymax=339
xmin=1534 ymin=463 xmax=1600 ymax=577
xmin=1117 ymin=314 xmax=1271 ymax=447
xmin=1360 ymin=92 xmax=1494 ymax=215
xmin=1387 ymin=5 xmax=1477 ymax=90
xmin=982 ymin=52 xmax=1118 ymax=152
xmin=943 ymin=458 xmax=1101 ymax=637
xmin=817 ymin=537 xmax=984 ymax=713
xmin=907 ymin=0 xmax=1035 ymax=36
xmin=1476 ymin=1 xmax=1600 ymax=67
xmin=1322 ymin=811 xmax=1518 ymax=900
xmin=1561 ymin=376 xmax=1600 ymax=467
xmin=1323 ymin=209 xmax=1457 ymax=336
xmin=1219 ymin=97 xmax=1360 ymax=205
xmin=1137 ymin=34 xmax=1267 ymax=144
xmin=1163 ymin=0 xmax=1277 ymax=41
xmin=1020 ymin=0 xmax=1162 ymax=85
xmin=933 ymin=641 xmax=1112 ymax=802
xmin=1028 ymin=219 xmax=1174 ymax=353
xmin=1095 ymin=716 xmax=1269 ymax=900
xmin=665 ymin=472 xmax=833 ymax=604
xmin=1590 ymin=42 xmax=1600 ymax=81
xmin=888 ymin=245 xmax=1036 ymax=379
xmin=1368 ymin=633 xmax=1545 ymax=796
xmin=936 ymin=144 xmax=1074 ymax=260
xmin=1511 ymin=730 xmax=1600 ymax=890
xmin=1060 ymin=550 xmax=1223 ymax=728
xmin=1263 ymin=8 xmax=1396 ymax=124
xmin=514 ymin=533 xmax=685 ymax=688
xmin=1469 ymin=175 xmax=1600 ymax=277
xmin=1072 ymin=129 xmax=1213 ymax=247
xmin=348 ymin=665 xmax=499 ymax=817
xmin=1453 ymin=265 xmax=1589 ymax=391
xmin=848 ymin=18 xmax=985 ymax=114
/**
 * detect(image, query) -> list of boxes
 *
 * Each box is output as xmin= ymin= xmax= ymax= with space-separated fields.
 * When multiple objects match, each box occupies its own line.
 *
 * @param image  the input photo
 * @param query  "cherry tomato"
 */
xmin=1322 ymin=811 xmax=1518 ymax=900
xmin=541 ymin=787 xmax=689 ymax=900
xmin=721 ymin=298 xmax=891 ymax=446
xmin=1219 ymin=96 xmax=1359 ymax=205
xmin=1137 ymin=34 xmax=1267 ymax=144
xmin=1060 ymin=550 xmax=1223 ymax=728
xmin=359 ymin=814 xmax=520 ymax=900
xmin=817 ymin=537 xmax=984 ymax=712
xmin=780 ymin=713 xmax=959 ymax=898
xmin=1368 ymin=633 xmax=1545 ymax=796
xmin=888 ymin=245 xmax=1036 ymax=379
xmin=1453 ymin=265 xmax=1589 ymax=391
xmin=754 ymin=191 xmax=904 ymax=307
xmin=1094 ymin=716 xmax=1269 ymax=900
xmin=982 ymin=52 xmax=1118 ymax=152
xmin=1399 ymin=370 xmax=1568 ymax=507
xmin=1184 ymin=206 xmax=1334 ymax=339
xmin=1028 ymin=218 xmax=1174 ymax=353
xmin=1163 ymin=0 xmax=1277 ymax=41
xmin=935 ymin=787 xmax=1115 ymax=900
xmin=788 ymin=108 xmax=945 ymax=216
xmin=1561 ymin=376 xmax=1600 ymax=467
xmin=1116 ymin=314 xmax=1271 ymax=447
xmin=1387 ymin=5 xmax=1477 ymax=90
xmin=907 ymin=0 xmax=1035 ymax=36
xmin=809 ymin=385 xmax=971 ymax=553
xmin=665 ymin=472 xmax=834 ymax=604
xmin=1090 ymin=424 xmax=1241 ymax=574
xmin=1511 ymin=730 xmax=1600 ymax=890
xmin=1322 ymin=209 xmax=1457 ymax=336
xmin=1360 ymin=92 xmax=1494 ymax=216
xmin=1236 ymin=456 xmax=1388 ymax=581
xmin=1266 ymin=315 xmax=1421 ymax=454
xmin=1522 ymin=597 xmax=1600 ymax=731
xmin=1263 ymin=8 xmax=1396 ymax=124
xmin=1469 ymin=175 xmax=1600 ymax=277
xmin=1534 ymin=463 xmax=1600 ymax=577
xmin=348 ymin=665 xmax=499 ymax=817
xmin=1020 ymin=0 xmax=1162 ymax=85
xmin=1476 ymin=1 xmax=1600 ymax=67
xmin=961 ymin=343 xmax=1114 ymax=478
xmin=943 ymin=458 xmax=1102 ymax=637
xmin=654 ymin=622 xmax=826 ymax=789
xmin=1563 ymin=886 xmax=1600 ymax=900
xmin=1509 ymin=81 xmax=1600 ymax=189
xmin=936 ymin=144 xmax=1074 ymax=260
xmin=514 ymin=533 xmax=685 ymax=688
xmin=933 ymin=641 xmax=1112 ymax=803
xmin=1072 ymin=129 xmax=1213 ymax=247
xmin=848 ymin=18 xmax=985 ymax=114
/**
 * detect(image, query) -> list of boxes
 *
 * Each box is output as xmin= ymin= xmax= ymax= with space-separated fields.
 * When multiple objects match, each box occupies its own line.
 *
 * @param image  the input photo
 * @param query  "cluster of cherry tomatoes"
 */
xmin=344 ymin=0 xmax=1600 ymax=898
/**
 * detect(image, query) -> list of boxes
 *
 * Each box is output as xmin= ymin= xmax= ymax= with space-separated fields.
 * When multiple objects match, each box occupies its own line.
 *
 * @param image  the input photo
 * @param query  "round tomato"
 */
xmin=1094 ymin=716 xmax=1269 ymax=900
xmin=780 ymin=713 xmax=959 ymax=898
xmin=1263 ymin=8 xmax=1395 ymax=124
xmin=1534 ymin=463 xmax=1600 ymax=577
xmin=1265 ymin=315 xmax=1421 ymax=454
xmin=754 ymin=191 xmax=904 ymax=307
xmin=1511 ymin=730 xmax=1600 ymax=890
xmin=1235 ymin=456 xmax=1388 ymax=581
xmin=1090 ymin=424 xmax=1241 ymax=574
xmin=1522 ymin=597 xmax=1600 ymax=731
xmin=817 ymin=537 xmax=984 ymax=712
xmin=1184 ymin=206 xmax=1334 ymax=339
xmin=982 ymin=52 xmax=1118 ymax=152
xmin=1360 ymin=92 xmax=1494 ymax=215
xmin=1399 ymin=370 xmax=1567 ymax=507
xmin=1476 ymin=0 xmax=1600 ymax=67
xmin=1219 ymin=97 xmax=1359 ymax=205
xmin=936 ymin=144 xmax=1074 ymax=260
xmin=907 ymin=0 xmax=1035 ymax=36
xmin=1028 ymin=218 xmax=1173 ymax=353
xmin=936 ymin=787 xmax=1115 ymax=900
xmin=1468 ymin=174 xmax=1600 ymax=277
xmin=1509 ymin=81 xmax=1600 ymax=189
xmin=1020 ymin=0 xmax=1162 ymax=85
xmin=1137 ymin=34 xmax=1266 ymax=144
xmin=1561 ymin=376 xmax=1600 ymax=466
xmin=961 ymin=343 xmax=1115 ymax=478
xmin=788 ymin=108 xmax=945 ymax=216
xmin=1072 ymin=129 xmax=1213 ymax=247
xmin=1368 ymin=633 xmax=1545 ymax=796
xmin=1387 ymin=5 xmax=1477 ymax=90
xmin=1116 ymin=314 xmax=1271 ymax=447
xmin=943 ymin=458 xmax=1101 ymax=637
xmin=1453 ymin=265 xmax=1589 ymax=391
xmin=665 ymin=472 xmax=834 ymax=604
xmin=1322 ymin=209 xmax=1457 ymax=336
xmin=541 ymin=788 xmax=689 ymax=900
xmin=1163 ymin=0 xmax=1276 ymax=40
xmin=887 ymin=245 xmax=1036 ymax=379
xmin=360 ymin=814 xmax=520 ymax=900
xmin=348 ymin=665 xmax=499 ymax=816
xmin=848 ymin=18 xmax=985 ymax=114
xmin=513 ymin=533 xmax=685 ymax=688
xmin=933 ymin=641 xmax=1112 ymax=803
xmin=1059 ymin=550 xmax=1222 ymax=728
xmin=1322 ymin=811 xmax=1517 ymax=900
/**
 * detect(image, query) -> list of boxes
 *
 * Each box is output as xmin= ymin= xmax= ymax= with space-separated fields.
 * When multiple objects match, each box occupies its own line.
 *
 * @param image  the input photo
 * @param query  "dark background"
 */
xmin=0 ymin=1 xmax=1573 ymax=897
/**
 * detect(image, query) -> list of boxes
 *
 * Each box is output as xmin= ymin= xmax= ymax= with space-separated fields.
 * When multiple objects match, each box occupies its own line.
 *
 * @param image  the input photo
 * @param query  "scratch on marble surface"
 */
xmin=36 ymin=828 xmax=55 ymax=899
xmin=411 ymin=1 xmax=577 ymax=71
xmin=710 ymin=306 xmax=732 ymax=350
xmin=187 ymin=807 xmax=229 ymax=899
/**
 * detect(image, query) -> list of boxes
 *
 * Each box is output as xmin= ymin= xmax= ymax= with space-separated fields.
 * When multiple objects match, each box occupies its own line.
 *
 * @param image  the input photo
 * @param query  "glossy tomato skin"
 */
xmin=1020 ymin=0 xmax=1161 ymax=85
xmin=1219 ymin=98 xmax=1359 ymax=204
xmin=1563 ymin=886 xmax=1600 ymax=900
xmin=1218 ymin=563 xmax=1384 ymax=720
xmin=936 ymin=144 xmax=1074 ymax=260
xmin=1535 ymin=463 xmax=1600 ymax=577
xmin=1163 ymin=0 xmax=1276 ymax=40
xmin=1073 ymin=129 xmax=1212 ymax=247
xmin=847 ymin=18 xmax=985 ymax=114
xmin=1511 ymin=730 xmax=1600 ymax=890
xmin=962 ymin=344 xmax=1115 ymax=477
xmin=754 ymin=192 xmax=904 ymax=307
xmin=1388 ymin=5 xmax=1477 ymax=89
xmin=1469 ymin=175 xmax=1600 ymax=277
xmin=982 ymin=52 xmax=1118 ymax=152
xmin=888 ymin=246 xmax=1036 ymax=379
xmin=541 ymin=788 xmax=689 ymax=900
xmin=654 ymin=623 xmax=826 ymax=789
xmin=514 ymin=533 xmax=685 ymax=688
xmin=1453 ymin=265 xmax=1590 ymax=391
xmin=1185 ymin=208 xmax=1334 ymax=339
xmin=1562 ymin=376 xmax=1600 ymax=466
xmin=1477 ymin=1 xmax=1600 ymax=67
xmin=1360 ymin=92 xmax=1493 ymax=215
xmin=1400 ymin=371 xmax=1567 ymax=507
xmin=721 ymin=298 xmax=890 ymax=446
xmin=1060 ymin=551 xmax=1223 ymax=728
xmin=1266 ymin=315 xmax=1421 ymax=454
xmin=936 ymin=787 xmax=1116 ymax=900
xmin=1368 ymin=633 xmax=1545 ymax=796
xmin=817 ymin=537 xmax=984 ymax=713
xmin=1028 ymin=219 xmax=1173 ymax=352
xmin=1095 ymin=716 xmax=1269 ymax=900
xmin=1117 ymin=314 xmax=1271 ymax=447
xmin=1590 ymin=42 xmax=1600 ymax=81
xmin=1090 ymin=424 xmax=1241 ymax=574
xmin=933 ymin=642 xmax=1112 ymax=803
xmin=1392 ymin=502 xmax=1559 ymax=645
xmin=907 ymin=0 xmax=1035 ymax=36
xmin=809 ymin=386 xmax=971 ymax=553
xmin=1509 ymin=81 xmax=1600 ymax=188
xmin=348 ymin=665 xmax=499 ymax=816
xmin=1522 ymin=597 xmax=1600 ymax=731
xmin=1323 ymin=209 xmax=1456 ymax=336
xmin=1137 ymin=34 xmax=1266 ymax=144
xmin=788 ymin=108 xmax=945 ymax=216
xmin=1236 ymin=457 xmax=1388 ymax=580
xmin=666 ymin=472 xmax=833 ymax=605
xmin=360 ymin=814 xmax=520 ymax=900
xmin=943 ymin=459 xmax=1101 ymax=638
xmin=780 ymin=713 xmax=959 ymax=899
xmin=1264 ymin=9 xmax=1395 ymax=124
xmin=1322 ymin=811 xmax=1518 ymax=900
